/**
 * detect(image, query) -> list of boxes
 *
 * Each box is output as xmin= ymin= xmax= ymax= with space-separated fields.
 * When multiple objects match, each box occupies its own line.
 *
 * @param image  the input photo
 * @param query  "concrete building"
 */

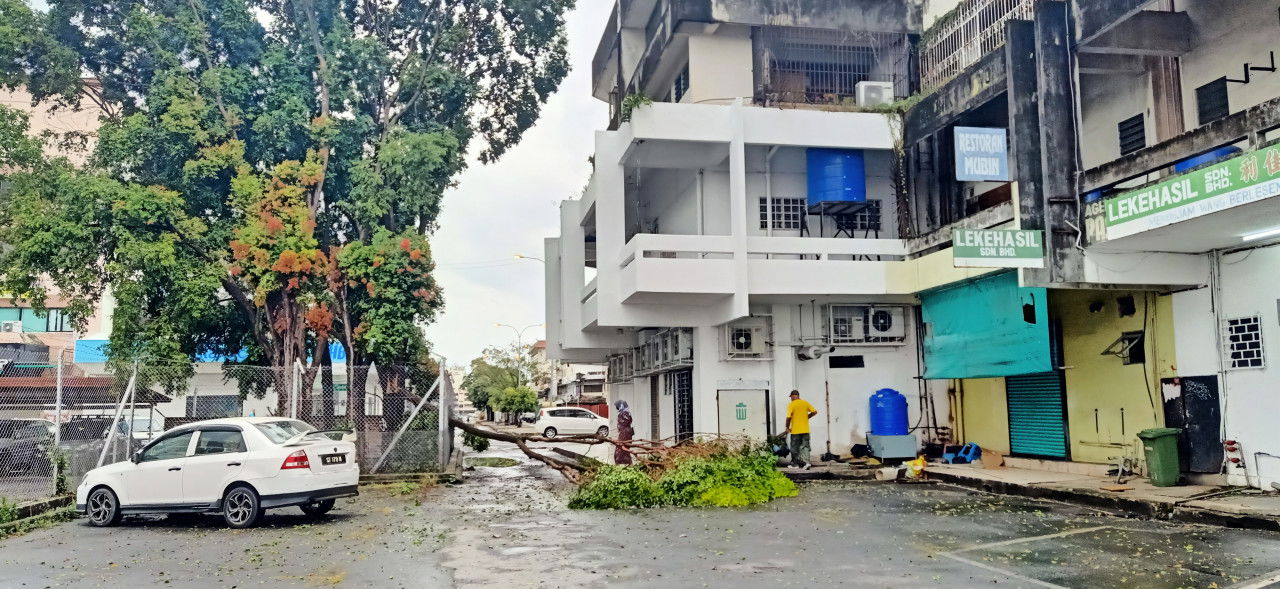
xmin=0 ymin=82 xmax=111 ymax=366
xmin=531 ymin=340 xmax=606 ymax=404
xmin=545 ymin=0 xmax=969 ymax=458
xmin=906 ymin=0 xmax=1280 ymax=488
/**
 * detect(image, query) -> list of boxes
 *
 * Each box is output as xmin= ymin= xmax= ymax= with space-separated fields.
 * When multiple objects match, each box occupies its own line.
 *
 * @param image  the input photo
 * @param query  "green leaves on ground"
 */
xmin=569 ymin=450 xmax=799 ymax=510
xmin=462 ymin=430 xmax=490 ymax=453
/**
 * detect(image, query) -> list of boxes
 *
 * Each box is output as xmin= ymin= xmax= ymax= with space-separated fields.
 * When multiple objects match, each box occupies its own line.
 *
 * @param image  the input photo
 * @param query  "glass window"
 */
xmin=253 ymin=420 xmax=316 ymax=444
xmin=141 ymin=432 xmax=194 ymax=462
xmin=194 ymin=430 xmax=246 ymax=455
xmin=46 ymin=309 xmax=71 ymax=332
xmin=759 ymin=198 xmax=807 ymax=230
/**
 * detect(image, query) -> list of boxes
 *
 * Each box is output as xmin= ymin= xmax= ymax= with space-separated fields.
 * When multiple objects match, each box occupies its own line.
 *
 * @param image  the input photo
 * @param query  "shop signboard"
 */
xmin=1102 ymin=146 xmax=1280 ymax=240
xmin=952 ymin=229 xmax=1045 ymax=268
xmin=954 ymin=126 xmax=1010 ymax=182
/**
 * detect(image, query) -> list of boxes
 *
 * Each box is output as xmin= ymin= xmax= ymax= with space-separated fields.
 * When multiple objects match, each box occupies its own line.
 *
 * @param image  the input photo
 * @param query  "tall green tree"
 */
xmin=0 ymin=0 xmax=574 ymax=419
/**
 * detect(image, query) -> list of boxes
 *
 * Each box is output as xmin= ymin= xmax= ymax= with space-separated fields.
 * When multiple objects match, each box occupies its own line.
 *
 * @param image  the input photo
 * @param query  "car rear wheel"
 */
xmin=300 ymin=499 xmax=335 ymax=517
xmin=87 ymin=487 xmax=122 ymax=527
xmin=222 ymin=486 xmax=263 ymax=529
xmin=542 ymin=427 xmax=557 ymax=438
xmin=596 ymin=426 xmax=609 ymax=437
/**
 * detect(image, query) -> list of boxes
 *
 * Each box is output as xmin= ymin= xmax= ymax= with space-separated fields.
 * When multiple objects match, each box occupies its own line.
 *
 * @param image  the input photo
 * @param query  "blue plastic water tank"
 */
xmin=806 ymin=148 xmax=867 ymax=207
xmin=1173 ymin=146 xmax=1242 ymax=173
xmin=869 ymin=388 xmax=909 ymax=436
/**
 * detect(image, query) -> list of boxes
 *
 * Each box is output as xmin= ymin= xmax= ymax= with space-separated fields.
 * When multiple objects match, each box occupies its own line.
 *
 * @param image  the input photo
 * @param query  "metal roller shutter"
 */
xmin=1006 ymin=371 xmax=1069 ymax=458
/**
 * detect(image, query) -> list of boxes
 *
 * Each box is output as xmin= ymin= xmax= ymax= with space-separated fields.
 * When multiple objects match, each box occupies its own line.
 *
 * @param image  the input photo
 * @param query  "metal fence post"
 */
xmin=370 ymin=373 xmax=441 ymax=474
xmin=53 ymin=355 xmax=64 ymax=447
xmin=438 ymin=368 xmax=453 ymax=470
xmin=286 ymin=361 xmax=296 ymax=419
xmin=97 ymin=361 xmax=139 ymax=468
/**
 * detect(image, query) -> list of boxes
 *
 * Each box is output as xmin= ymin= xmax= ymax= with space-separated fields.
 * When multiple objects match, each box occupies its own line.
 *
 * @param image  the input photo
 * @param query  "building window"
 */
xmin=673 ymin=63 xmax=690 ymax=103
xmin=1223 ymin=315 xmax=1265 ymax=370
xmin=1118 ymin=114 xmax=1146 ymax=156
xmin=1196 ymin=78 xmax=1230 ymax=126
xmin=1102 ymin=331 xmax=1146 ymax=365
xmin=759 ymin=197 xmax=806 ymax=230
xmin=45 ymin=309 xmax=71 ymax=332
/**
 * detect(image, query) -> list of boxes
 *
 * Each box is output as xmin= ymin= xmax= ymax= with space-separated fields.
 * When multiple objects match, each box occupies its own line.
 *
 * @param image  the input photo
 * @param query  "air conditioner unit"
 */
xmin=829 ymin=305 xmax=866 ymax=344
xmin=0 ymin=321 xmax=22 ymax=334
xmin=856 ymin=81 xmax=895 ymax=108
xmin=673 ymin=328 xmax=693 ymax=362
xmin=866 ymin=307 xmax=907 ymax=339
xmin=725 ymin=317 xmax=770 ymax=359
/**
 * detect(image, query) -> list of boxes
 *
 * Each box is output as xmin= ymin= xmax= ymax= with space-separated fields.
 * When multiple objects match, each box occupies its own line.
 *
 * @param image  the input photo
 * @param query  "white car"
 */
xmin=535 ymin=407 xmax=609 ymax=438
xmin=76 ymin=417 xmax=359 ymax=529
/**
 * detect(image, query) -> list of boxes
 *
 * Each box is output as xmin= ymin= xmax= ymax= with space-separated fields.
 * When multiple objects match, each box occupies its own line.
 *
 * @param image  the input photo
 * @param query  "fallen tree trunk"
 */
xmin=450 ymin=417 xmax=606 ymax=482
xmin=450 ymin=418 xmax=752 ymax=483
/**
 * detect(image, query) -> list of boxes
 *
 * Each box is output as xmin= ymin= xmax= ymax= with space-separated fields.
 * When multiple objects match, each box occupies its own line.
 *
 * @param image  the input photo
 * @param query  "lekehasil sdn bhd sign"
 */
xmin=1103 ymin=146 xmax=1280 ymax=240
xmin=952 ymin=229 xmax=1045 ymax=268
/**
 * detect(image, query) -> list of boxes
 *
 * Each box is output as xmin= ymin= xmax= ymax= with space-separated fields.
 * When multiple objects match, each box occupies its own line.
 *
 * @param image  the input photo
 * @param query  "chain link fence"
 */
xmin=0 ymin=356 xmax=451 ymax=507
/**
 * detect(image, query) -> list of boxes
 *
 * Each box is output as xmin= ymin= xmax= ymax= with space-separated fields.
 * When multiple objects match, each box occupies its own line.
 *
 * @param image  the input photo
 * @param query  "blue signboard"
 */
xmin=954 ymin=126 xmax=1010 ymax=182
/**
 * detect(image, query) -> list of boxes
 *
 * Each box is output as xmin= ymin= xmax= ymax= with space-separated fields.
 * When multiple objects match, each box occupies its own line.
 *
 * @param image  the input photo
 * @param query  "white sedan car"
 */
xmin=76 ymin=417 xmax=359 ymax=528
xmin=535 ymin=407 xmax=609 ymax=438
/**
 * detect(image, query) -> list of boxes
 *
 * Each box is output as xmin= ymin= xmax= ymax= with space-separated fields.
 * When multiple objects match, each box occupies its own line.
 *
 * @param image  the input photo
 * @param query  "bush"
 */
xmin=569 ymin=449 xmax=798 ymax=509
xmin=462 ymin=430 xmax=490 ymax=453
xmin=568 ymin=465 xmax=664 ymax=509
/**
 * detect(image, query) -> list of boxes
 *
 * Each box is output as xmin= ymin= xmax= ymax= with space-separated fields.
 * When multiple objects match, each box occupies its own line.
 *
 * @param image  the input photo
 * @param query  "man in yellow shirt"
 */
xmin=785 ymin=390 xmax=818 ymax=469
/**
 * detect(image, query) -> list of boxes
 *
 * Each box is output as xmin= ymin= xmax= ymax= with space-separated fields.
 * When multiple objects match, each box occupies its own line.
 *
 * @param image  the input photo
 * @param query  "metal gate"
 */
xmin=649 ymin=376 xmax=660 ymax=439
xmin=1006 ymin=326 xmax=1069 ymax=459
xmin=669 ymin=369 xmax=693 ymax=442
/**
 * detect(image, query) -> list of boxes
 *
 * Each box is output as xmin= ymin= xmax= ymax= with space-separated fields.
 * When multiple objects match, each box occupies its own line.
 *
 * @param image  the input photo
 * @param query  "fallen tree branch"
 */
xmin=449 ymin=418 xmax=759 ymax=483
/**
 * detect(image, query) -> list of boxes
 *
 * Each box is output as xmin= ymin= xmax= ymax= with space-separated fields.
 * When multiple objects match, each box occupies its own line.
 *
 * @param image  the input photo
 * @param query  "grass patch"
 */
xmin=0 ymin=506 xmax=77 ymax=539
xmin=468 ymin=457 xmax=520 ymax=468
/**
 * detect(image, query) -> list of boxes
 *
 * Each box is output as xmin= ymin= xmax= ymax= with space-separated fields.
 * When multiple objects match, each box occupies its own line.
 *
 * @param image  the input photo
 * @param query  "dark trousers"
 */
xmin=789 ymin=433 xmax=811 ymax=466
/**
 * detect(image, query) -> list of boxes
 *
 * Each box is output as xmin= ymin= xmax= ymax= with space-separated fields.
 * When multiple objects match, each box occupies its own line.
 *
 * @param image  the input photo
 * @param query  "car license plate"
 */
xmin=321 ymin=454 xmax=346 ymax=465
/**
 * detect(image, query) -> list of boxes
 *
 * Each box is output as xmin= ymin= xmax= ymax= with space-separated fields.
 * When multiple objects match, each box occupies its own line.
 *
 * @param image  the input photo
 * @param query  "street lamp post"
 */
xmin=513 ymin=254 xmax=557 ymax=400
xmin=496 ymin=322 xmax=542 ymax=384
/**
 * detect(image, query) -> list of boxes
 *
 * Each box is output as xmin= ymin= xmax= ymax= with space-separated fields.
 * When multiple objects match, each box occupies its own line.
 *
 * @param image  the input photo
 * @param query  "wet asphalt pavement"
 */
xmin=3 ymin=440 xmax=1280 ymax=588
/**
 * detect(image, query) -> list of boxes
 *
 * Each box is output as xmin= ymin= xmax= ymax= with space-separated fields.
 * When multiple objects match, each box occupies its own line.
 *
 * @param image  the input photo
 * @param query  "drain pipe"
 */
xmin=696 ymin=169 xmax=705 ymax=236
xmin=765 ymin=146 xmax=780 ymax=239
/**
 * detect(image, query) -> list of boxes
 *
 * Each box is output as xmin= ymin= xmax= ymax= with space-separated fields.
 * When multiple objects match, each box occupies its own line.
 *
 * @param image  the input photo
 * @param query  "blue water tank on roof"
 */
xmin=807 ymin=148 xmax=867 ymax=207
xmin=869 ymin=388 xmax=909 ymax=436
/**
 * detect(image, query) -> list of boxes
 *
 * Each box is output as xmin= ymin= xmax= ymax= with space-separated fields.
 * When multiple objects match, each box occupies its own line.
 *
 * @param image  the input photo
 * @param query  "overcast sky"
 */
xmin=423 ymin=3 xmax=612 ymax=366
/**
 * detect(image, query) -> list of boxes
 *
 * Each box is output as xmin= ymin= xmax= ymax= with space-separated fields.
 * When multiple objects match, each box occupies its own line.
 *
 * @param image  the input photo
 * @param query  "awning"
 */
xmin=921 ymin=271 xmax=1051 ymax=379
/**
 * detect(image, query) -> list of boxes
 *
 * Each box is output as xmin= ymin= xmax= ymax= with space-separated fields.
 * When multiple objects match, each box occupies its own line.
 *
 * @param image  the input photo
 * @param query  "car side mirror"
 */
xmin=131 ymin=450 xmax=143 ymax=464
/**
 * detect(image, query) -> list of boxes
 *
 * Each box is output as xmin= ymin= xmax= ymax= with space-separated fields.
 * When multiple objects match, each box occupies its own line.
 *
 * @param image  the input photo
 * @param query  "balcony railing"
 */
xmin=920 ymin=0 xmax=1035 ymax=92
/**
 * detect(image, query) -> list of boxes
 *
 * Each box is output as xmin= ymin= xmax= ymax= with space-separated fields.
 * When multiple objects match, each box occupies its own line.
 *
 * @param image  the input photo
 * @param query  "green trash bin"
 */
xmin=1137 ymin=427 xmax=1182 ymax=487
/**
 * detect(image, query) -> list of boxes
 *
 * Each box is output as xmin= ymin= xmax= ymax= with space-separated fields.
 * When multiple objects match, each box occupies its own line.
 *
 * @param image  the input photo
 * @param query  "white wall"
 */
xmin=1214 ymin=245 xmax=1280 ymax=488
xmin=685 ymin=29 xmax=754 ymax=105
xmin=1078 ymin=0 xmax=1280 ymax=170
xmin=1178 ymin=0 xmax=1280 ymax=127
xmin=1079 ymin=69 xmax=1151 ymax=170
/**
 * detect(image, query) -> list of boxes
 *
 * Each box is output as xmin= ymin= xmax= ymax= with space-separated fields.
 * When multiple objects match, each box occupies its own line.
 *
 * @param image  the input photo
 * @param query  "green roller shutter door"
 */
xmin=1006 ymin=370 xmax=1069 ymax=458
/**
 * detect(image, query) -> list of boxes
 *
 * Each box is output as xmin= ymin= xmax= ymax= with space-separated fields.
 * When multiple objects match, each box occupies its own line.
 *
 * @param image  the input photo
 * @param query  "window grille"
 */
xmin=758 ymin=26 xmax=911 ymax=105
xmin=1223 ymin=315 xmax=1265 ymax=370
xmin=759 ymin=198 xmax=806 ymax=230
xmin=673 ymin=64 xmax=690 ymax=102
xmin=1117 ymin=114 xmax=1146 ymax=156
xmin=1197 ymin=78 xmax=1229 ymax=126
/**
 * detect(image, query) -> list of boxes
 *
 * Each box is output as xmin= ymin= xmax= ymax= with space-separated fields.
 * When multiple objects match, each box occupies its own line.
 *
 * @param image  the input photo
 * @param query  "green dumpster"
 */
xmin=1137 ymin=428 xmax=1182 ymax=487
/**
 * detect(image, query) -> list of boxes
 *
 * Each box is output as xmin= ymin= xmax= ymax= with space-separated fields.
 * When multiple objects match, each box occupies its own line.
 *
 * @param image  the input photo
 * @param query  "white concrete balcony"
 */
xmin=618 ymin=234 xmax=737 ymax=304
xmin=745 ymin=236 xmax=907 ymax=296
xmin=616 ymin=233 xmax=910 ymax=303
